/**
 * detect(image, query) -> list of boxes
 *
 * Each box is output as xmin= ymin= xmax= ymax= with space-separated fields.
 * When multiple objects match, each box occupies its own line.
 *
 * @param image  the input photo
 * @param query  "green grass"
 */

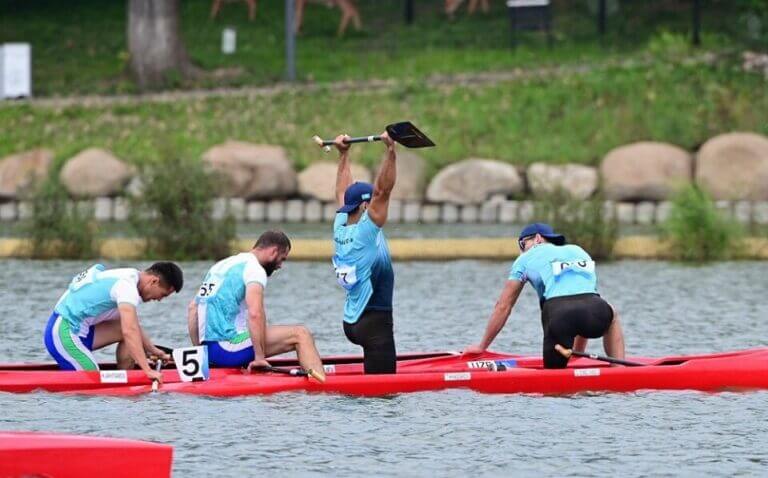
xmin=1 ymin=59 xmax=767 ymax=175
xmin=0 ymin=0 xmax=764 ymax=95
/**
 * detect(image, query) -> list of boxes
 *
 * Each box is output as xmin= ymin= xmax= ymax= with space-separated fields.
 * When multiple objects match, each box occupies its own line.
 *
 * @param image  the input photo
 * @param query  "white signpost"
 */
xmin=0 ymin=43 xmax=31 ymax=99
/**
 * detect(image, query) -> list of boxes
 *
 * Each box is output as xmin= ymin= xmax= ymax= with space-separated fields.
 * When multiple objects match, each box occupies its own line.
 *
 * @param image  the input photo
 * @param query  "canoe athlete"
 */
xmin=331 ymin=131 xmax=397 ymax=374
xmin=466 ymin=223 xmax=625 ymax=368
xmin=188 ymin=230 xmax=326 ymax=380
xmin=44 ymin=262 xmax=183 ymax=382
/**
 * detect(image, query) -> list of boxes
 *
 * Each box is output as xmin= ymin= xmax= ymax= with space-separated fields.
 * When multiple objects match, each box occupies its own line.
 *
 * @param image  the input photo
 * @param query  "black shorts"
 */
xmin=343 ymin=309 xmax=396 ymax=374
xmin=541 ymin=293 xmax=614 ymax=369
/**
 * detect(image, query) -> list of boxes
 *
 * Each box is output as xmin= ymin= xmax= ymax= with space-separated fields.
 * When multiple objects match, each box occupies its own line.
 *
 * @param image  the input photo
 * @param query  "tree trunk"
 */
xmin=127 ymin=0 xmax=195 ymax=90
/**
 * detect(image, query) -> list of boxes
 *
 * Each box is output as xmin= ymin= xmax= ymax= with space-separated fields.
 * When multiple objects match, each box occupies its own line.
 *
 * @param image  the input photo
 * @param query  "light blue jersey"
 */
xmin=195 ymin=252 xmax=268 ymax=342
xmin=508 ymin=243 xmax=598 ymax=302
xmin=54 ymin=264 xmax=142 ymax=336
xmin=333 ymin=211 xmax=394 ymax=324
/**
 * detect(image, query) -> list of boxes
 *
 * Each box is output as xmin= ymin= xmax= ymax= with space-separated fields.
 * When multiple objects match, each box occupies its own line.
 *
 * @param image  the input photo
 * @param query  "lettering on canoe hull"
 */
xmin=444 ymin=372 xmax=472 ymax=381
xmin=99 ymin=370 xmax=128 ymax=383
xmin=574 ymin=368 xmax=601 ymax=377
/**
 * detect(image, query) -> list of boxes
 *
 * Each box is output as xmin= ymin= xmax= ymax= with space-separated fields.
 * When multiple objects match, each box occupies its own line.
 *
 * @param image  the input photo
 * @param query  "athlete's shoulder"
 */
xmin=562 ymin=244 xmax=592 ymax=259
xmin=242 ymin=254 xmax=267 ymax=287
xmin=99 ymin=267 xmax=140 ymax=282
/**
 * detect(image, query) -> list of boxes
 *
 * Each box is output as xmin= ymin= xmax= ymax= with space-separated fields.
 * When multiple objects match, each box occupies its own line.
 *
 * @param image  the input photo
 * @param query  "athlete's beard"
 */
xmin=263 ymin=261 xmax=278 ymax=277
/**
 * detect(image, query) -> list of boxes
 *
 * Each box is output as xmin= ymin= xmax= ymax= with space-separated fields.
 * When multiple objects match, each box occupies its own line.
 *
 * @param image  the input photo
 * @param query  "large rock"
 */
xmin=202 ymin=141 xmax=297 ymax=199
xmin=297 ymin=161 xmax=371 ymax=202
xmin=376 ymin=150 xmax=427 ymax=201
xmin=601 ymin=142 xmax=692 ymax=201
xmin=696 ymin=132 xmax=768 ymax=200
xmin=0 ymin=148 xmax=54 ymax=199
xmin=526 ymin=162 xmax=598 ymax=199
xmin=426 ymin=159 xmax=524 ymax=205
xmin=60 ymin=148 xmax=134 ymax=197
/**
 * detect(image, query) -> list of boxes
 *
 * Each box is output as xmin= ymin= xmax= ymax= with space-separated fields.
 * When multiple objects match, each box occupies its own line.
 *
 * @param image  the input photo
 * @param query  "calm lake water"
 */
xmin=1 ymin=259 xmax=767 ymax=477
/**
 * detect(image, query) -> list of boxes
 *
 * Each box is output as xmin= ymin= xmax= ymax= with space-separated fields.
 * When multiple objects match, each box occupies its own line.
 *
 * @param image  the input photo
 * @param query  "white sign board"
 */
xmin=172 ymin=346 xmax=210 ymax=382
xmin=0 ymin=43 xmax=31 ymax=99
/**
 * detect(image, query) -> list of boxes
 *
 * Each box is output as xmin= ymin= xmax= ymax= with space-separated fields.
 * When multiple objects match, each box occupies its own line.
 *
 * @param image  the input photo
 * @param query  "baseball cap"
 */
xmin=518 ymin=223 xmax=566 ymax=245
xmin=337 ymin=182 xmax=374 ymax=214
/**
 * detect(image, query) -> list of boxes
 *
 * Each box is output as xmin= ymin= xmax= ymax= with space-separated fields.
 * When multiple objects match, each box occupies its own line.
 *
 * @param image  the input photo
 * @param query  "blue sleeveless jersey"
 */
xmin=332 ymin=211 xmax=394 ymax=324
xmin=508 ymin=243 xmax=598 ymax=301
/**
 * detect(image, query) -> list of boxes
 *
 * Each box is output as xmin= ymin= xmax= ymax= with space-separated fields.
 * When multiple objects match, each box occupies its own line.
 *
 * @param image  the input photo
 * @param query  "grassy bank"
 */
xmin=1 ymin=60 xmax=767 ymax=174
xmin=0 ymin=0 xmax=764 ymax=95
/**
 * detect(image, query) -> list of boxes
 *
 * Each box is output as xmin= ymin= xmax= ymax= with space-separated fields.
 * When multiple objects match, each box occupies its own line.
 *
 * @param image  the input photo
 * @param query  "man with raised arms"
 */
xmin=466 ymin=223 xmax=625 ymax=368
xmin=188 ymin=230 xmax=325 ymax=380
xmin=331 ymin=131 xmax=398 ymax=374
xmin=44 ymin=262 xmax=183 ymax=382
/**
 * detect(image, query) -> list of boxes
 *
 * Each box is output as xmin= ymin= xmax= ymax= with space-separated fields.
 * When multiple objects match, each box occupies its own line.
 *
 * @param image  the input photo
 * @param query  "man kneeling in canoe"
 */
xmin=187 ymin=230 xmax=325 ymax=380
xmin=44 ymin=262 xmax=183 ymax=382
xmin=466 ymin=223 xmax=625 ymax=368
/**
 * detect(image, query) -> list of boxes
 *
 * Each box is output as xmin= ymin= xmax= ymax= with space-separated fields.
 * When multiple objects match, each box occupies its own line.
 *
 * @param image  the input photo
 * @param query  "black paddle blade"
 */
xmin=385 ymin=121 xmax=435 ymax=148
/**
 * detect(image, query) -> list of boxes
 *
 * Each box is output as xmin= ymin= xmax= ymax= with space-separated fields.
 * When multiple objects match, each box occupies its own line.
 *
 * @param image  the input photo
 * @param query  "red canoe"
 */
xmin=1 ymin=348 xmax=768 ymax=397
xmin=0 ymin=431 xmax=172 ymax=478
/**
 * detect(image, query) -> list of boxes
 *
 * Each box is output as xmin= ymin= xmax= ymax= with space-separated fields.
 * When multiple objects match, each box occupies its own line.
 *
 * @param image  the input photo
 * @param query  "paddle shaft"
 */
xmin=319 ymin=135 xmax=382 ymax=147
xmin=151 ymin=360 xmax=163 ymax=392
xmin=253 ymin=365 xmax=308 ymax=377
xmin=555 ymin=344 xmax=644 ymax=367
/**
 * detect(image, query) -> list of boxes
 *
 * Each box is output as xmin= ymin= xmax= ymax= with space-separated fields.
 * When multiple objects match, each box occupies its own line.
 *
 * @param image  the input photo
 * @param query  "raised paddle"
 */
xmin=312 ymin=121 xmax=436 ymax=152
xmin=555 ymin=344 xmax=644 ymax=367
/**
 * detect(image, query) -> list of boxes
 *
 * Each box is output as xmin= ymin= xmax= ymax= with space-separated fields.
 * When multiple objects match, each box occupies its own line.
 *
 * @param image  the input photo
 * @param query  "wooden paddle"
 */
xmin=555 ymin=344 xmax=644 ymax=367
xmin=250 ymin=365 xmax=326 ymax=383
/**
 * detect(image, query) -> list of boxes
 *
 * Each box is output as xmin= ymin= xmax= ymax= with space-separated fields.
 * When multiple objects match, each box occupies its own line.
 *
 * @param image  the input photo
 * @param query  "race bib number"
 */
xmin=68 ymin=264 xmax=102 ymax=292
xmin=196 ymin=281 xmax=218 ymax=299
xmin=333 ymin=262 xmax=358 ymax=290
xmin=551 ymin=260 xmax=595 ymax=277
xmin=172 ymin=346 xmax=210 ymax=382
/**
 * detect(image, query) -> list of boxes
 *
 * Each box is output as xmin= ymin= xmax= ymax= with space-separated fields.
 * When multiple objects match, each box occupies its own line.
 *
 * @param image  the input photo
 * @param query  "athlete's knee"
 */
xmin=293 ymin=325 xmax=314 ymax=345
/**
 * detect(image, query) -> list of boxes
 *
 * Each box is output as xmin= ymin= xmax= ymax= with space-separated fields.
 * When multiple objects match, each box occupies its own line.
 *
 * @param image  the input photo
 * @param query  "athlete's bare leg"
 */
xmin=573 ymin=335 xmax=588 ymax=353
xmin=265 ymin=325 xmax=325 ymax=378
xmin=92 ymin=320 xmax=137 ymax=369
xmin=603 ymin=305 xmax=625 ymax=359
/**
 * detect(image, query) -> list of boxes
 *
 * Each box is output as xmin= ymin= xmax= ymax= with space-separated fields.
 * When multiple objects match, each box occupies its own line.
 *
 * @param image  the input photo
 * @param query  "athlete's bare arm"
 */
xmin=466 ymin=280 xmax=524 ymax=353
xmin=245 ymin=283 xmax=269 ymax=369
xmin=187 ymin=299 xmax=200 ymax=346
xmin=367 ymin=131 xmax=396 ymax=227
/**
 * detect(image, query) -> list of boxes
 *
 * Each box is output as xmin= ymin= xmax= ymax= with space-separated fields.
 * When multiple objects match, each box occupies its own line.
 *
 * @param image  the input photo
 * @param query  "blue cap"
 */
xmin=337 ymin=182 xmax=374 ymax=213
xmin=518 ymin=223 xmax=566 ymax=245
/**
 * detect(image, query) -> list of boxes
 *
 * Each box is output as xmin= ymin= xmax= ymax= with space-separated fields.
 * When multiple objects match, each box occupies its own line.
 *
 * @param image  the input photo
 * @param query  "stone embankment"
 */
xmin=1 ymin=132 xmax=767 ymax=225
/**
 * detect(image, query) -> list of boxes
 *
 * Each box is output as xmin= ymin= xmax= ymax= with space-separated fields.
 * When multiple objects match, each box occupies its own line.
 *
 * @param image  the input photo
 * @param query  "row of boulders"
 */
xmin=1 ymin=132 xmax=767 ymax=203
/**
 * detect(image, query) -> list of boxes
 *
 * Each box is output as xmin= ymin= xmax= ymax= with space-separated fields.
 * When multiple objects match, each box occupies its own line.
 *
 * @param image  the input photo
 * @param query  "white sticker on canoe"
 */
xmin=574 ymin=368 xmax=601 ymax=377
xmin=99 ymin=370 xmax=128 ymax=384
xmin=323 ymin=365 xmax=336 ymax=374
xmin=444 ymin=372 xmax=471 ymax=382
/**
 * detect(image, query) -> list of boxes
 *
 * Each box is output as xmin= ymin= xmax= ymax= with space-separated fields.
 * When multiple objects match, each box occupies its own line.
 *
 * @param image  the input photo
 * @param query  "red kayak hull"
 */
xmin=0 ymin=432 xmax=172 ymax=478
xmin=2 ymin=348 xmax=767 ymax=397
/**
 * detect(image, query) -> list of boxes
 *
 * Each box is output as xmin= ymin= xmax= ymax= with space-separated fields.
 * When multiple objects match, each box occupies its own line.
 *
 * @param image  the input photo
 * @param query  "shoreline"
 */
xmin=1 ymin=237 xmax=767 ymax=261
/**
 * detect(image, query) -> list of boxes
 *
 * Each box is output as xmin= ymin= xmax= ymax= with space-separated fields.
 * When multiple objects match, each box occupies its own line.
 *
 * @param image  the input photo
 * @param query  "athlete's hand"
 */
xmin=247 ymin=358 xmax=271 ymax=372
xmin=380 ymin=131 xmax=395 ymax=148
xmin=146 ymin=369 xmax=163 ymax=383
xmin=333 ymin=134 xmax=351 ymax=153
xmin=463 ymin=344 xmax=486 ymax=355
xmin=149 ymin=349 xmax=171 ymax=363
